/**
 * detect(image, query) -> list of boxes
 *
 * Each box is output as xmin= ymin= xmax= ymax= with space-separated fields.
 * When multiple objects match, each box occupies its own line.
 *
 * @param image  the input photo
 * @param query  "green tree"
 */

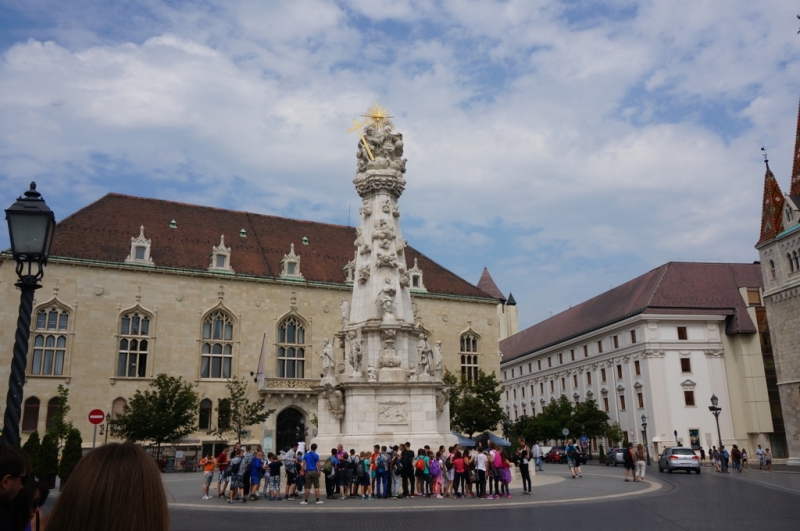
xmin=443 ymin=369 xmax=505 ymax=437
xmin=46 ymin=384 xmax=73 ymax=448
xmin=536 ymin=395 xmax=575 ymax=443
xmin=37 ymin=432 xmax=59 ymax=487
xmin=110 ymin=373 xmax=199 ymax=459
xmin=21 ymin=432 xmax=41 ymax=478
xmin=606 ymin=422 xmax=625 ymax=447
xmin=212 ymin=377 xmax=274 ymax=443
xmin=58 ymin=428 xmax=83 ymax=484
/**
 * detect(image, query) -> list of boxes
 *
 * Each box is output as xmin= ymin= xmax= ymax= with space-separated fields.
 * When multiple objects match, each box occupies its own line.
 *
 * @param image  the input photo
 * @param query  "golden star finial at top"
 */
xmin=361 ymin=102 xmax=394 ymax=131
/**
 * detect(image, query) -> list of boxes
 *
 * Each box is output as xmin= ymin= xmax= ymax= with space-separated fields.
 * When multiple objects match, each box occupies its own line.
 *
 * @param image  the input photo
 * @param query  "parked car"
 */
xmin=658 ymin=447 xmax=701 ymax=474
xmin=544 ymin=446 xmax=588 ymax=465
xmin=605 ymin=448 xmax=625 ymax=466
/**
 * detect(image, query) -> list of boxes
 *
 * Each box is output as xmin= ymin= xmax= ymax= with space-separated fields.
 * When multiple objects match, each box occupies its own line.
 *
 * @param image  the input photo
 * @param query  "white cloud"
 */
xmin=0 ymin=0 xmax=798 ymax=329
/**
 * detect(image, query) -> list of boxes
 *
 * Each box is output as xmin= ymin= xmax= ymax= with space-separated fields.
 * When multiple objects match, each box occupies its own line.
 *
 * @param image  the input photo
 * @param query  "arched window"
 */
xmin=199 ymin=399 xmax=213 ymax=430
xmin=459 ymin=332 xmax=480 ymax=381
xmin=112 ymin=398 xmax=127 ymax=419
xmin=22 ymin=397 xmax=40 ymax=433
xmin=30 ymin=307 xmax=69 ymax=375
xmin=794 ymin=251 xmax=799 ymax=272
xmin=788 ymin=253 xmax=794 ymax=272
xmin=201 ymin=311 xmax=234 ymax=379
xmin=118 ymin=312 xmax=151 ymax=378
xmin=770 ymin=260 xmax=776 ymax=279
xmin=45 ymin=397 xmax=60 ymax=431
xmin=277 ymin=316 xmax=306 ymax=378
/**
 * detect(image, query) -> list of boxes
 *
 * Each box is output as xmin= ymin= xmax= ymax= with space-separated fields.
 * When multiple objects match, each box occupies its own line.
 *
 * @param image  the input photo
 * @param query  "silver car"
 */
xmin=604 ymin=448 xmax=625 ymax=466
xmin=658 ymin=447 xmax=701 ymax=474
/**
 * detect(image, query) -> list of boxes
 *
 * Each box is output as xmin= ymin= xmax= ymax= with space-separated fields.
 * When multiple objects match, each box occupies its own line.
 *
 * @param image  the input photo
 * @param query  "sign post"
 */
xmin=88 ymin=409 xmax=105 ymax=449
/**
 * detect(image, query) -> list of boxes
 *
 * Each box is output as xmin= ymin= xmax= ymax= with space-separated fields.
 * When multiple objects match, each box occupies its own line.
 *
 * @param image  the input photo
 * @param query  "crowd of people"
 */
xmin=201 ymin=437 xmax=549 ymax=504
xmin=696 ymin=444 xmax=773 ymax=472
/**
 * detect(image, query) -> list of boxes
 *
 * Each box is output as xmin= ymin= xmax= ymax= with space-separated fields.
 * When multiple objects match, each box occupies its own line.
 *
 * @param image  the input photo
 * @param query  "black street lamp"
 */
xmin=2 ymin=182 xmax=55 ymax=446
xmin=103 ymin=412 xmax=111 ymax=445
xmin=708 ymin=394 xmax=722 ymax=448
xmin=641 ymin=414 xmax=651 ymax=465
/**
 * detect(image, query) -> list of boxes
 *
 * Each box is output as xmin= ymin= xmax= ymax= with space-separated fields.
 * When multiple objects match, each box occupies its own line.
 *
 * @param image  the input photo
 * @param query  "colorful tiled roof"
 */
xmin=500 ymin=262 xmax=763 ymax=363
xmin=790 ymin=98 xmax=800 ymax=196
xmin=757 ymin=160 xmax=785 ymax=245
xmin=49 ymin=194 xmax=494 ymax=300
xmin=477 ymin=267 xmax=506 ymax=302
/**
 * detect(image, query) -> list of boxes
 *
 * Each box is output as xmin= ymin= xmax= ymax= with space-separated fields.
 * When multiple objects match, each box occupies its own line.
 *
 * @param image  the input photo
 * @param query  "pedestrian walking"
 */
xmin=731 ymin=445 xmax=742 ymax=473
xmin=741 ymin=449 xmax=750 ymax=470
xmin=623 ymin=442 xmax=635 ymax=482
xmin=532 ymin=440 xmax=544 ymax=471
xmin=756 ymin=445 xmax=764 ymax=470
xmin=634 ymin=444 xmax=646 ymax=482
xmin=699 ymin=446 xmax=706 ymax=466
xmin=216 ymin=445 xmax=229 ymax=498
xmin=764 ymin=448 xmax=772 ymax=471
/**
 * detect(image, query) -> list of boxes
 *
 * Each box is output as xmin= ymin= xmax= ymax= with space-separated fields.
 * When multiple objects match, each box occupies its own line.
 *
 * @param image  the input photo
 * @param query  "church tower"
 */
xmin=755 ymin=97 xmax=800 ymax=466
xmin=477 ymin=267 xmax=519 ymax=340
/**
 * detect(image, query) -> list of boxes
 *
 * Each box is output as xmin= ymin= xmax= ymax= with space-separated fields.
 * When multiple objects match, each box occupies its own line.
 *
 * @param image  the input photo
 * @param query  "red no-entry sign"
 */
xmin=88 ymin=409 xmax=105 ymax=425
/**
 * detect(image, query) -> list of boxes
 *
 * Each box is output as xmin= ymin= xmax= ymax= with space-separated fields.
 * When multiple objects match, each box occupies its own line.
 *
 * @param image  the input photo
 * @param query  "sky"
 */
xmin=0 ymin=0 xmax=798 ymax=330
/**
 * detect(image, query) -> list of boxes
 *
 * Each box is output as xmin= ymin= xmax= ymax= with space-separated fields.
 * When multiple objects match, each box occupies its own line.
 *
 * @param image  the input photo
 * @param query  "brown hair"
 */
xmin=46 ymin=443 xmax=169 ymax=531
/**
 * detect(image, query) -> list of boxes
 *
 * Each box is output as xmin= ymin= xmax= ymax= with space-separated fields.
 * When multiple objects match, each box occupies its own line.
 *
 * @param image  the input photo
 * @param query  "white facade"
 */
xmin=502 ymin=304 xmax=774 ymax=457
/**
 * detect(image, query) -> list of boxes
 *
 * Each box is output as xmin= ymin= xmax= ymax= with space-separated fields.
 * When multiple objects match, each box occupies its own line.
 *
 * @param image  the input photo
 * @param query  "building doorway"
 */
xmin=276 ymin=407 xmax=307 ymax=453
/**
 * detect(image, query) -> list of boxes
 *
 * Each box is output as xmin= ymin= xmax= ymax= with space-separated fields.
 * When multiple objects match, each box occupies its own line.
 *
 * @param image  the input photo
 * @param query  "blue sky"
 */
xmin=0 ymin=0 xmax=798 ymax=329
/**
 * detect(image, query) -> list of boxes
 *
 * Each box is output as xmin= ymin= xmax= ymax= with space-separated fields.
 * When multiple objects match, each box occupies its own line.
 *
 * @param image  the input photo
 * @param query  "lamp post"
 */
xmin=641 ymin=414 xmax=651 ymax=465
xmin=708 ymin=394 xmax=722 ymax=448
xmin=2 ymin=183 xmax=56 ymax=446
xmin=104 ymin=412 xmax=111 ymax=444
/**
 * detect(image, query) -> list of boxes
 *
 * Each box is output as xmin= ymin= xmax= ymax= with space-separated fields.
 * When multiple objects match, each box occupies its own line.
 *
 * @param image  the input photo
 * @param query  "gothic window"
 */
xmin=45 ymin=397 xmax=60 ymax=431
xmin=277 ymin=316 xmax=306 ymax=378
xmin=461 ymin=354 xmax=479 ymax=381
xmin=788 ymin=253 xmax=794 ymax=272
xmin=201 ymin=311 xmax=234 ymax=379
xmin=199 ymin=399 xmax=213 ymax=430
xmin=280 ymin=243 xmax=303 ymax=279
xmin=407 ymin=258 xmax=426 ymax=291
xmin=460 ymin=333 xmax=478 ymax=353
xmin=22 ymin=397 xmax=39 ymax=433
xmin=30 ymin=307 xmax=69 ymax=376
xmin=794 ymin=251 xmax=799 ymax=272
xmin=117 ymin=312 xmax=151 ymax=378
xmin=769 ymin=260 xmax=776 ymax=279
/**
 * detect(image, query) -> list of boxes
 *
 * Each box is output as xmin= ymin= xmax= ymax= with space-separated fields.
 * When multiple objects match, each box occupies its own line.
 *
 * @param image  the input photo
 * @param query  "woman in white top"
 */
xmin=474 ymin=448 xmax=488 ymax=498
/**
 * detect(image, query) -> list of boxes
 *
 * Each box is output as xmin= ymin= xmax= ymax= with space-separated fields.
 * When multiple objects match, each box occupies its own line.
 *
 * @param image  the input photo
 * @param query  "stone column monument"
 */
xmin=313 ymin=105 xmax=455 ymax=450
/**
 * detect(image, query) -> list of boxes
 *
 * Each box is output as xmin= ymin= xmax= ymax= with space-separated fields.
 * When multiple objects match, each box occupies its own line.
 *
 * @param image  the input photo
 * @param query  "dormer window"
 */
xmin=125 ymin=226 xmax=154 ymax=266
xmin=280 ymin=243 xmax=303 ymax=279
xmin=407 ymin=257 xmax=426 ymax=292
xmin=208 ymin=235 xmax=233 ymax=273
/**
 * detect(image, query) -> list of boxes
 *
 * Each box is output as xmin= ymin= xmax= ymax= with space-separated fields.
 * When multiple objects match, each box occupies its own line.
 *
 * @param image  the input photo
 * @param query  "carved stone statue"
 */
xmin=347 ymin=331 xmax=363 ymax=374
xmin=382 ymin=199 xmax=391 ymax=213
xmin=320 ymin=338 xmax=335 ymax=380
xmin=417 ymin=333 xmax=433 ymax=376
xmin=321 ymin=383 xmax=345 ymax=420
xmin=339 ymin=300 xmax=350 ymax=329
xmin=434 ymin=340 xmax=444 ymax=379
xmin=379 ymin=337 xmax=401 ymax=368
xmin=359 ymin=199 xmax=372 ymax=217
xmin=399 ymin=268 xmax=410 ymax=288
xmin=358 ymin=265 xmax=370 ymax=283
xmin=408 ymin=365 xmax=417 ymax=382
xmin=376 ymin=252 xmax=398 ymax=268
xmin=436 ymin=388 xmax=450 ymax=417
xmin=376 ymin=276 xmax=396 ymax=321
xmin=367 ymin=365 xmax=377 ymax=382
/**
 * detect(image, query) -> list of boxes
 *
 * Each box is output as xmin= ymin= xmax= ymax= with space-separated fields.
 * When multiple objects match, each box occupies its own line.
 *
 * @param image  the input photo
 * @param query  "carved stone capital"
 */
xmin=704 ymin=349 xmax=724 ymax=358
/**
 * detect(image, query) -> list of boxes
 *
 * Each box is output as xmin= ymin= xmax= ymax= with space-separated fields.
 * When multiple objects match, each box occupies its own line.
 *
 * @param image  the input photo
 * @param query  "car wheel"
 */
xmin=658 ymin=465 xmax=663 ymax=472
xmin=606 ymin=461 xmax=610 ymax=466
xmin=696 ymin=469 xmax=701 ymax=474
xmin=667 ymin=466 xmax=673 ymax=473
xmin=614 ymin=461 xmax=618 ymax=467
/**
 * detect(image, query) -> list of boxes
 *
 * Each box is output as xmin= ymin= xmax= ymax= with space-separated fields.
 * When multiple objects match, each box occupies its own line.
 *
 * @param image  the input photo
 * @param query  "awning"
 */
xmin=451 ymin=432 xmax=477 ymax=447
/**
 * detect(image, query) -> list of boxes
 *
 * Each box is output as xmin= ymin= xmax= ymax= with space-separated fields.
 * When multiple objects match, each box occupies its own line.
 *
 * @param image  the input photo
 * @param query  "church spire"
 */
xmin=790 ymin=97 xmax=800 ymax=196
xmin=477 ymin=267 xmax=506 ymax=302
xmin=757 ymin=151 xmax=785 ymax=245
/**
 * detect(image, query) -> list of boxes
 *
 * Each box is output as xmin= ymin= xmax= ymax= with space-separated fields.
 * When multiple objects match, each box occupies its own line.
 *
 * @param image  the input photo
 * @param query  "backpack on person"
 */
xmin=228 ymin=458 xmax=241 ymax=475
xmin=429 ymin=457 xmax=441 ymax=476
xmin=568 ymin=445 xmax=579 ymax=461
xmin=356 ymin=459 xmax=366 ymax=477
xmin=283 ymin=453 xmax=296 ymax=474
xmin=376 ymin=455 xmax=386 ymax=473
xmin=392 ymin=458 xmax=403 ymax=475
xmin=322 ymin=457 xmax=334 ymax=476
xmin=415 ymin=457 xmax=425 ymax=471
xmin=445 ymin=454 xmax=454 ymax=471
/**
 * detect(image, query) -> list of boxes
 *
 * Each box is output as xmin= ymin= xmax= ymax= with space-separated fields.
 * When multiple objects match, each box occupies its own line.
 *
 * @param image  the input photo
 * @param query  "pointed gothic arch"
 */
xmin=199 ymin=303 xmax=239 ymax=380
xmin=276 ymin=311 xmax=310 ymax=379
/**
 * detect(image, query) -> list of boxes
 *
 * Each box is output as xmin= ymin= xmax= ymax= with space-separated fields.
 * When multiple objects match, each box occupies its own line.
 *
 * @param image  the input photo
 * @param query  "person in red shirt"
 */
xmin=216 ymin=445 xmax=230 ymax=498
xmin=199 ymin=454 xmax=217 ymax=500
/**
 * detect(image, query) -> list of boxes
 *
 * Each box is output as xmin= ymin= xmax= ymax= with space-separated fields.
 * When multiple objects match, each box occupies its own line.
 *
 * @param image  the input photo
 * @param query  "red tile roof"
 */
xmin=477 ymin=267 xmax=506 ymax=302
xmin=500 ymin=262 xmax=763 ymax=363
xmin=49 ymin=193 xmax=494 ymax=300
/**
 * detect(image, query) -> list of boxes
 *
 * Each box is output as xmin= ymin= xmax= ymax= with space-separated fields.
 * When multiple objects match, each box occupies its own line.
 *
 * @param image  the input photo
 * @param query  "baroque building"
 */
xmin=755 ymin=99 xmax=800 ymax=465
xmin=0 ymin=192 xmax=501 ymax=458
xmin=500 ymin=262 xmax=783 ymax=458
